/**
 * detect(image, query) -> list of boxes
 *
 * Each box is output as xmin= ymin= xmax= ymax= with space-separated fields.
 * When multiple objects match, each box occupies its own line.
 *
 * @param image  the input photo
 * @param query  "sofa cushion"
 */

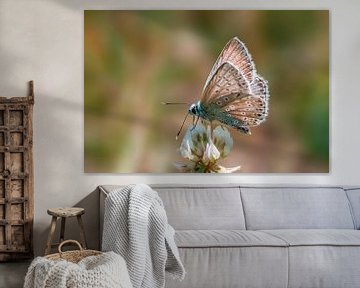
xmin=287 ymin=246 xmax=360 ymax=288
xmin=262 ymin=229 xmax=360 ymax=246
xmin=153 ymin=186 xmax=246 ymax=230
xmin=100 ymin=185 xmax=246 ymax=230
xmin=257 ymin=230 xmax=360 ymax=288
xmin=241 ymin=187 xmax=355 ymax=230
xmin=165 ymin=247 xmax=288 ymax=288
xmin=345 ymin=188 xmax=360 ymax=229
xmin=175 ymin=230 xmax=288 ymax=248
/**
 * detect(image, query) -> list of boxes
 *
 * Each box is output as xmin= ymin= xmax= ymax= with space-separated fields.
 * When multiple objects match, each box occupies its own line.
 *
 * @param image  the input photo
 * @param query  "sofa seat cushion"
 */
xmin=260 ymin=230 xmax=360 ymax=288
xmin=168 ymin=231 xmax=288 ymax=288
xmin=262 ymin=229 xmax=360 ymax=246
xmin=175 ymin=230 xmax=288 ymax=248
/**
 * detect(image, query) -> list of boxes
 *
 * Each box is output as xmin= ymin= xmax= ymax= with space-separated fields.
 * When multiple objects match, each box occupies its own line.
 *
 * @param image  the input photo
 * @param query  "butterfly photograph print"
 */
xmin=84 ymin=10 xmax=329 ymax=173
xmin=187 ymin=37 xmax=269 ymax=136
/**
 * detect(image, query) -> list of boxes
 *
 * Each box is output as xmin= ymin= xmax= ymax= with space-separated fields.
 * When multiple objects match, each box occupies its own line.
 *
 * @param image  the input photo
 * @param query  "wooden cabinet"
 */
xmin=0 ymin=81 xmax=34 ymax=261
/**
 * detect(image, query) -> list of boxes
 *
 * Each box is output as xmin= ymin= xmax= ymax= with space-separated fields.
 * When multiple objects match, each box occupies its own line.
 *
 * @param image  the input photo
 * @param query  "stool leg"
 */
xmin=60 ymin=217 xmax=66 ymax=243
xmin=45 ymin=216 xmax=57 ymax=255
xmin=77 ymin=215 xmax=87 ymax=249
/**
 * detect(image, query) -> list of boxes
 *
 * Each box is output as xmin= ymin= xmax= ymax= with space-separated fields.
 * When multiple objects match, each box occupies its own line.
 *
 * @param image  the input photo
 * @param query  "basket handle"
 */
xmin=58 ymin=240 xmax=83 ymax=255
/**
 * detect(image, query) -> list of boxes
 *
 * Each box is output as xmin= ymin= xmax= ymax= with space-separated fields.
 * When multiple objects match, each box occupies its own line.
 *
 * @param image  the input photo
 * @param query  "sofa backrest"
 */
xmin=153 ymin=186 xmax=246 ymax=230
xmin=100 ymin=185 xmax=358 ymax=231
xmin=345 ymin=188 xmax=360 ymax=229
xmin=240 ymin=186 xmax=355 ymax=230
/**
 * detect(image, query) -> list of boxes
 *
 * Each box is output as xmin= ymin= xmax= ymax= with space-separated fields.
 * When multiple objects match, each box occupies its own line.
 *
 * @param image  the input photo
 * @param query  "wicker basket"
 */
xmin=45 ymin=240 xmax=102 ymax=263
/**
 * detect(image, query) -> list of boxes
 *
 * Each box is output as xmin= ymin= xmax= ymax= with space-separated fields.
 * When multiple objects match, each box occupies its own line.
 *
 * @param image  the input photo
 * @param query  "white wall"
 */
xmin=0 ymin=0 xmax=360 ymax=256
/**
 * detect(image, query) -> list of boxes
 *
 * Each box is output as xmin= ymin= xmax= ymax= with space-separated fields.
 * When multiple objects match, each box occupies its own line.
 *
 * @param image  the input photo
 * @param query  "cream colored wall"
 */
xmin=0 ymin=0 xmax=360 ymax=256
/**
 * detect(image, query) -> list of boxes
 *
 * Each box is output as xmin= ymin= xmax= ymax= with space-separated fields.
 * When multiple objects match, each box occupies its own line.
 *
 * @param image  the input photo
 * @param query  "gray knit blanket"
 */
xmin=24 ymin=252 xmax=132 ymax=288
xmin=102 ymin=184 xmax=185 ymax=288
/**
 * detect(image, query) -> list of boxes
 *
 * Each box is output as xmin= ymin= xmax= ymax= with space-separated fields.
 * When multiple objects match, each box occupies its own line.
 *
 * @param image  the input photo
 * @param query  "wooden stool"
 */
xmin=45 ymin=207 xmax=87 ymax=255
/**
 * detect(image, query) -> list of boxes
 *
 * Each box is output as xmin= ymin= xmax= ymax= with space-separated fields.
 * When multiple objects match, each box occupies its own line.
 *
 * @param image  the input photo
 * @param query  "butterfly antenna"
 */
xmin=176 ymin=112 xmax=190 ymax=140
xmin=161 ymin=102 xmax=188 ymax=105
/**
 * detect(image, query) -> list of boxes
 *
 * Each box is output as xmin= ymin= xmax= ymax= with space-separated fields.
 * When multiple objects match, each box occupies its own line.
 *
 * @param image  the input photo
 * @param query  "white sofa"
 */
xmin=99 ymin=185 xmax=360 ymax=288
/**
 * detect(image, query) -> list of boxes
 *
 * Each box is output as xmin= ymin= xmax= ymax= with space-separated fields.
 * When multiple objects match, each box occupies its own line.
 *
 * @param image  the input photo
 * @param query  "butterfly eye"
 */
xmin=233 ymin=120 xmax=239 ymax=125
xmin=216 ymin=100 xmax=222 ymax=106
xmin=225 ymin=108 xmax=230 ymax=112
xmin=224 ymin=97 xmax=229 ymax=102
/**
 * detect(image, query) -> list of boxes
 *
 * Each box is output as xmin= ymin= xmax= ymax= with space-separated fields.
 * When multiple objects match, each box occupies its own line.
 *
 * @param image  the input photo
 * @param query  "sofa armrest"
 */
xmin=99 ymin=186 xmax=109 ymax=250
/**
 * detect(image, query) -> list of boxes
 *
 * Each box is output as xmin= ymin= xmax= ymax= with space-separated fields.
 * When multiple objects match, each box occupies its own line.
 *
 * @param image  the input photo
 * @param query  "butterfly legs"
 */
xmin=190 ymin=117 xmax=216 ymax=141
xmin=190 ymin=116 xmax=200 ymax=132
xmin=209 ymin=121 xmax=214 ymax=140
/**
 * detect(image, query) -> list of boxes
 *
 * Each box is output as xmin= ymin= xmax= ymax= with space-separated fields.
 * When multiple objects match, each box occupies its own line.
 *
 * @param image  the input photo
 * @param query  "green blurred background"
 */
xmin=84 ymin=10 xmax=329 ymax=173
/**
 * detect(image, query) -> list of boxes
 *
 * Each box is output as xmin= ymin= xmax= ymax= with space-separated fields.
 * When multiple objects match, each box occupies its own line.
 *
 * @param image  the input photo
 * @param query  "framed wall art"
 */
xmin=84 ymin=10 xmax=329 ymax=173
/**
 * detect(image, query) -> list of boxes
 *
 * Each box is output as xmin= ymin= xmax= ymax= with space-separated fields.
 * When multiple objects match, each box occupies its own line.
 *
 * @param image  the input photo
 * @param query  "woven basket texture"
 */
xmin=45 ymin=240 xmax=102 ymax=263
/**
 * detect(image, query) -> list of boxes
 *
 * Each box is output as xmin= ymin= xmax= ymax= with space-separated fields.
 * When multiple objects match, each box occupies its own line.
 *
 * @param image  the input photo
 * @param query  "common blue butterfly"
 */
xmin=188 ymin=37 xmax=269 ymax=135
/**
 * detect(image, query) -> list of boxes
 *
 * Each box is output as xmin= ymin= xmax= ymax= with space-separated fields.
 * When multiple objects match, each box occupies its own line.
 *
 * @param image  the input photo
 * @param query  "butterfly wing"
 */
xmin=250 ymin=75 xmax=269 ymax=103
xmin=199 ymin=37 xmax=269 ymax=134
xmin=218 ymin=76 xmax=269 ymax=130
xmin=201 ymin=62 xmax=251 ymax=107
xmin=203 ymin=37 xmax=256 ymax=93
xmin=221 ymin=95 xmax=267 ymax=126
xmin=232 ymin=75 xmax=269 ymax=123
xmin=200 ymin=64 xmax=269 ymax=133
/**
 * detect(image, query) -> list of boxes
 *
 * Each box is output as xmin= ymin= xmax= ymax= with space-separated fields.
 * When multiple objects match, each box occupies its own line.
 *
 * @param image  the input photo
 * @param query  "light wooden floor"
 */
xmin=0 ymin=261 xmax=30 ymax=288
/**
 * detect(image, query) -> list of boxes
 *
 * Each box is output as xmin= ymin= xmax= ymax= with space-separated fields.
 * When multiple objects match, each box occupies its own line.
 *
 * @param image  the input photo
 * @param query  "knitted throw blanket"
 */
xmin=102 ymin=184 xmax=185 ymax=288
xmin=24 ymin=252 xmax=133 ymax=288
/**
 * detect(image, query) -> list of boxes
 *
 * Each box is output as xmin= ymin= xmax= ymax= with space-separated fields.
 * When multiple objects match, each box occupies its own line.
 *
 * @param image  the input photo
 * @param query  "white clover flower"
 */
xmin=175 ymin=122 xmax=240 ymax=173
xmin=213 ymin=125 xmax=233 ymax=157
xmin=203 ymin=138 xmax=220 ymax=163
xmin=217 ymin=165 xmax=241 ymax=173
xmin=179 ymin=139 xmax=194 ymax=161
